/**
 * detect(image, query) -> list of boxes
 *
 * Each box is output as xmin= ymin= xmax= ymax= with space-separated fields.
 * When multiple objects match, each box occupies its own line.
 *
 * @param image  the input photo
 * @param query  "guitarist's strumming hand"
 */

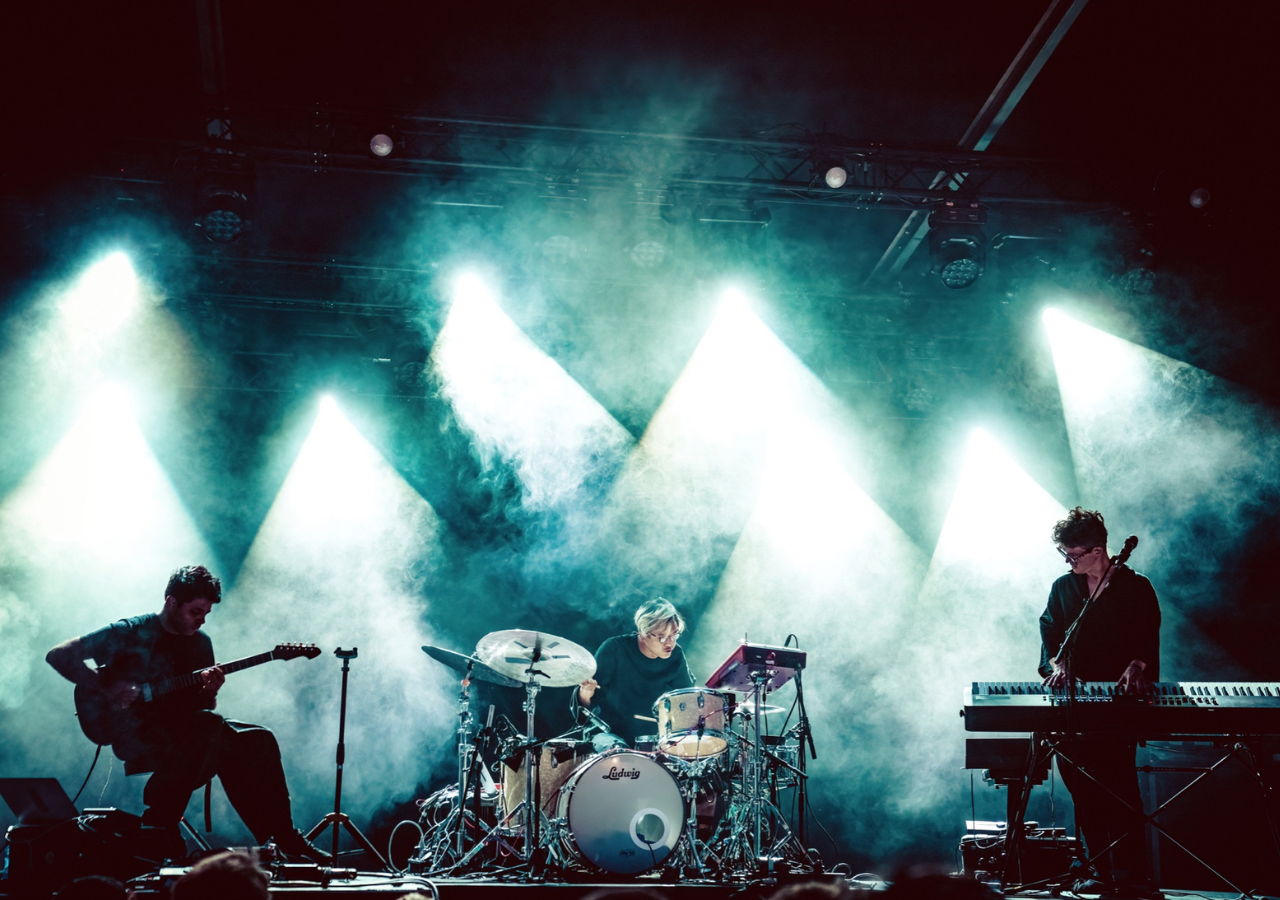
xmin=103 ymin=678 xmax=141 ymax=710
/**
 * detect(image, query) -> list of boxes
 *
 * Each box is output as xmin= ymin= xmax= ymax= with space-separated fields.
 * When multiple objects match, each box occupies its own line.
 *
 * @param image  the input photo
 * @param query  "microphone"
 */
xmin=1114 ymin=535 xmax=1139 ymax=565
xmin=580 ymin=706 xmax=611 ymax=733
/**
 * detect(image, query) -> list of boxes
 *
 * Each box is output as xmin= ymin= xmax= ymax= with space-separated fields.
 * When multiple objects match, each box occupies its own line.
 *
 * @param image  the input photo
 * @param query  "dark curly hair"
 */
xmin=171 ymin=851 xmax=267 ymax=900
xmin=1052 ymin=507 xmax=1108 ymax=550
xmin=165 ymin=565 xmax=222 ymax=605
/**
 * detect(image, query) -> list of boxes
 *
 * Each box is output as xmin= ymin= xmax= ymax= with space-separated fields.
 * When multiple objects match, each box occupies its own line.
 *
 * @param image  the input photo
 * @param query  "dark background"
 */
xmin=1 ymin=0 xmax=1278 ymax=879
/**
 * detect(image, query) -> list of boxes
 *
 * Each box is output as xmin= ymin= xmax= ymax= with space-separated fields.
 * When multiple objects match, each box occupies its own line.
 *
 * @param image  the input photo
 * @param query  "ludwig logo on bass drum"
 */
xmin=602 ymin=766 xmax=641 ymax=780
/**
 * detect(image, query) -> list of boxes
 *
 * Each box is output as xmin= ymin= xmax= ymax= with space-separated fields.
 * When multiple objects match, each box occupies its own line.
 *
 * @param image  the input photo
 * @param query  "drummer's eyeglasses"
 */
xmin=1058 ymin=545 xmax=1099 ymax=566
xmin=645 ymin=629 xmax=682 ymax=645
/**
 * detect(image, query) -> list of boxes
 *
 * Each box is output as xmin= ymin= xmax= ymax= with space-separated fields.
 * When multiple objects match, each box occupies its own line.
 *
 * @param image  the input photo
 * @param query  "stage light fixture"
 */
xmin=1189 ymin=187 xmax=1210 ymax=209
xmin=198 ymin=192 xmax=249 ymax=243
xmin=194 ymin=154 xmax=253 ymax=244
xmin=369 ymin=133 xmax=394 ymax=157
xmin=928 ymin=201 xmax=986 ymax=290
xmin=824 ymin=166 xmax=848 ymax=189
xmin=1118 ymin=246 xmax=1156 ymax=295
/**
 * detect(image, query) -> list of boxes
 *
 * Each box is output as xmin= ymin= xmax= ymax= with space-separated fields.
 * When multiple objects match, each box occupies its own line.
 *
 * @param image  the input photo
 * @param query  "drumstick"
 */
xmin=633 ymin=714 xmax=658 ymax=722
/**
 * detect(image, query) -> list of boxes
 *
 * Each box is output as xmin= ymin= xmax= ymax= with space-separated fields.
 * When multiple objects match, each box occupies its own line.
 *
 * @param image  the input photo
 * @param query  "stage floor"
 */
xmin=120 ymin=868 xmax=859 ymax=899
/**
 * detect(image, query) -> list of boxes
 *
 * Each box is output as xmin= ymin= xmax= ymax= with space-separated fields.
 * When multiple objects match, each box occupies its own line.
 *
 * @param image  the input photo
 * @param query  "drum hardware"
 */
xmin=677 ymin=756 xmax=714 ymax=876
xmin=761 ymin=735 xmax=805 ymax=792
xmin=475 ymin=629 xmax=597 ymax=864
xmin=789 ymin=661 xmax=817 ymax=853
xmin=704 ymin=640 xmax=816 ymax=877
xmin=420 ymin=645 xmax=519 ymax=865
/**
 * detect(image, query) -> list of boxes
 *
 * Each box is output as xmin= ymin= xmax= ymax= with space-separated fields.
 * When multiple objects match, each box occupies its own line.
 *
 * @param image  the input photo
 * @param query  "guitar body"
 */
xmin=74 ymin=682 xmax=135 ymax=746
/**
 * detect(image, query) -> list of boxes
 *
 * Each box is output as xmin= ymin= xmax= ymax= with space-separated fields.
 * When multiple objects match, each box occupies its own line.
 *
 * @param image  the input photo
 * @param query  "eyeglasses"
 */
xmin=1058 ymin=546 xmax=1098 ymax=566
xmin=645 ymin=630 xmax=682 ymax=646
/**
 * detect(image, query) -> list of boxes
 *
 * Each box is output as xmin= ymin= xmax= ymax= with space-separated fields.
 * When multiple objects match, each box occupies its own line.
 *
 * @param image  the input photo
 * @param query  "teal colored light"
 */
xmin=59 ymin=252 xmax=139 ymax=336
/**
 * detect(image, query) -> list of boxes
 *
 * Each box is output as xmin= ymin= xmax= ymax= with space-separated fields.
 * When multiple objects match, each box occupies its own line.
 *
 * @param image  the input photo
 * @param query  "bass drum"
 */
xmin=555 ymin=750 xmax=686 ymax=875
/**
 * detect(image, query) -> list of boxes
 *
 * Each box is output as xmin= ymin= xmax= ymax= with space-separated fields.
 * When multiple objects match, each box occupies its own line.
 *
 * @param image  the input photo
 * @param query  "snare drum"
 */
xmin=555 ymin=750 xmax=685 ymax=875
xmin=653 ymin=687 xmax=731 ymax=759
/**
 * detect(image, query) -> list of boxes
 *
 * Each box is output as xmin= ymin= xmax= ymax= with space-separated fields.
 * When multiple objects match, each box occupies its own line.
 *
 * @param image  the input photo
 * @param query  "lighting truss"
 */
xmin=80 ymin=102 xmax=1149 ymax=214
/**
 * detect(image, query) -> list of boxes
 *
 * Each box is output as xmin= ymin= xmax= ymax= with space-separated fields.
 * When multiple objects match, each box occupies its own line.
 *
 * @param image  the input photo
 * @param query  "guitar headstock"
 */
xmin=275 ymin=643 xmax=322 ymax=661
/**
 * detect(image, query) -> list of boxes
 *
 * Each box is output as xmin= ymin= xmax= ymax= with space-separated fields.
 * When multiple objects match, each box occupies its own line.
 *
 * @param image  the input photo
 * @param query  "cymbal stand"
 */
xmin=750 ymin=669 xmax=769 ymax=862
xmin=712 ymin=672 xmax=773 ymax=875
xmin=521 ymin=678 xmax=542 ymax=862
xmin=679 ymin=756 xmax=716 ymax=876
xmin=453 ymin=663 xmax=476 ymax=858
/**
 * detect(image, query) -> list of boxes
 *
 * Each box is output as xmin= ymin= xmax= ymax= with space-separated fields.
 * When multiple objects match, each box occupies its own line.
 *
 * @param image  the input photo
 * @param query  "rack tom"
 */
xmin=653 ymin=687 xmax=731 ymax=759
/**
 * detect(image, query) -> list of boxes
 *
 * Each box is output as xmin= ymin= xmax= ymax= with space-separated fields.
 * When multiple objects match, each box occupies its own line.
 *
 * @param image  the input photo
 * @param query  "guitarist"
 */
xmin=46 ymin=564 xmax=323 ymax=862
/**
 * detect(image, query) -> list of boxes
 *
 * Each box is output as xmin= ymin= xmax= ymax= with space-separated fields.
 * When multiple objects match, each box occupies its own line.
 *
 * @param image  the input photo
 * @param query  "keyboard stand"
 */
xmin=1000 ymin=733 xmax=1280 ymax=897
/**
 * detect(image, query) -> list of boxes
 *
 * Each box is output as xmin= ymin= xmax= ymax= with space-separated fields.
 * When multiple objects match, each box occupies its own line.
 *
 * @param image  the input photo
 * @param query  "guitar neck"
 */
xmin=147 ymin=651 xmax=276 ymax=700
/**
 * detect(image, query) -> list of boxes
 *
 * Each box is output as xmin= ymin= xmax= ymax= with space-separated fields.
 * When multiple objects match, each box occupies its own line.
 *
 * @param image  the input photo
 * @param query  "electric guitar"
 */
xmin=74 ymin=642 xmax=321 ymax=746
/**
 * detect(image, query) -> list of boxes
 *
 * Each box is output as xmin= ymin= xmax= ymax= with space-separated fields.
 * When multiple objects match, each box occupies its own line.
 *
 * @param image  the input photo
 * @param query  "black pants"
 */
xmin=1057 ymin=737 xmax=1151 ymax=886
xmin=132 ymin=711 xmax=296 ymax=844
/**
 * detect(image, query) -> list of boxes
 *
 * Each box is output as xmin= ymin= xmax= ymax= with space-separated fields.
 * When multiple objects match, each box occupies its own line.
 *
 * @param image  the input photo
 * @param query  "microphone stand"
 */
xmin=306 ymin=648 xmax=390 ymax=871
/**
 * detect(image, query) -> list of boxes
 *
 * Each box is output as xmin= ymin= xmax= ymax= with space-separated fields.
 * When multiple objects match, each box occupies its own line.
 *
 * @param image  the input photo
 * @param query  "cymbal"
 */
xmin=475 ymin=629 xmax=597 ymax=688
xmin=421 ymin=645 xmax=523 ymax=689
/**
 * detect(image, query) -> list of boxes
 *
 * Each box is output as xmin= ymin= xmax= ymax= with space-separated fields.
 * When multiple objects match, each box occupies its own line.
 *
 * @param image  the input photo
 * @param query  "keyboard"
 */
xmin=963 ymin=681 xmax=1280 ymax=736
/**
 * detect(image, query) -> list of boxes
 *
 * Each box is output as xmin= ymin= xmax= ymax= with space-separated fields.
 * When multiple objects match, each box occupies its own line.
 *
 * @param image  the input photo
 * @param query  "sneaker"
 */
xmin=1068 ymin=878 xmax=1110 ymax=898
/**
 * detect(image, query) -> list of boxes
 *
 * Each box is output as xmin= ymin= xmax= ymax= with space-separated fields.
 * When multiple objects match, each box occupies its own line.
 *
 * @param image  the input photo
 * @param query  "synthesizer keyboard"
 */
xmin=963 ymin=681 xmax=1280 ymax=736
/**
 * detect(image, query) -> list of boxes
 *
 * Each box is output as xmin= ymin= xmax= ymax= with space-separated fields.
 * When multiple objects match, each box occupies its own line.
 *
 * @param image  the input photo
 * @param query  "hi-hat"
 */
xmin=476 ymin=629 xmax=596 ymax=688
xmin=421 ymin=645 xmax=523 ymax=689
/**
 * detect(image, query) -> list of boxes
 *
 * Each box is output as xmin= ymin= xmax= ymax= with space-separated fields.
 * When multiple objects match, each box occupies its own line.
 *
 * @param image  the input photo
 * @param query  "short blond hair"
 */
xmin=634 ymin=598 xmax=684 ymax=637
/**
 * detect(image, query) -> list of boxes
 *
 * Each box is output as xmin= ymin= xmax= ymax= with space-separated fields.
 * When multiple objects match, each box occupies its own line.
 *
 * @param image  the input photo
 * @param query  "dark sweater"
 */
xmin=576 ymin=633 xmax=695 ymax=744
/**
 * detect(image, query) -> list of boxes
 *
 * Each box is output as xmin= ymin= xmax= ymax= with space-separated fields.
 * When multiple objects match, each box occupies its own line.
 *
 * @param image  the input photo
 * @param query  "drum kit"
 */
xmin=411 ymin=629 xmax=818 ymax=882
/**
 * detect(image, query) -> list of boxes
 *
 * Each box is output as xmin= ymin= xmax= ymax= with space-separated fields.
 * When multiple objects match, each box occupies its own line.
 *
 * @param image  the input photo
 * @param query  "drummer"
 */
xmin=575 ymin=598 xmax=696 ymax=748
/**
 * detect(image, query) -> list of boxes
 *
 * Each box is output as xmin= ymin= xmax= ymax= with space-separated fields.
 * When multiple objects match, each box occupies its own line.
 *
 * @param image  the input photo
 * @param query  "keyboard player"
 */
xmin=1040 ymin=508 xmax=1161 ymax=898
